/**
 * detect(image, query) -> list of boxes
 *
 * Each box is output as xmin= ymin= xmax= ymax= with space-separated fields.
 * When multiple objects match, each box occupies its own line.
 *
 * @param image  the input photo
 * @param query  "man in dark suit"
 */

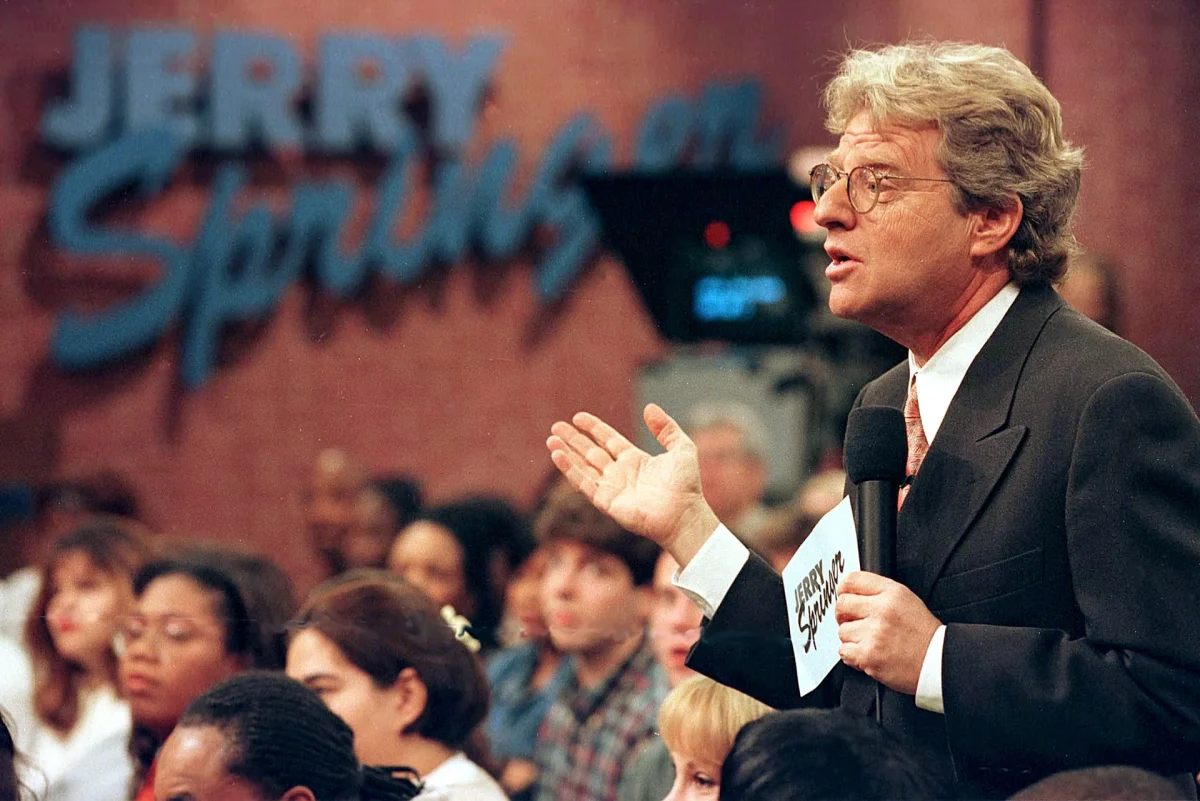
xmin=546 ymin=41 xmax=1200 ymax=798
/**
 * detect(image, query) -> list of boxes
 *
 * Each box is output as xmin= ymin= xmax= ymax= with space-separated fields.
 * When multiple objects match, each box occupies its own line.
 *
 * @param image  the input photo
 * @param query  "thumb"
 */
xmin=644 ymin=403 xmax=691 ymax=452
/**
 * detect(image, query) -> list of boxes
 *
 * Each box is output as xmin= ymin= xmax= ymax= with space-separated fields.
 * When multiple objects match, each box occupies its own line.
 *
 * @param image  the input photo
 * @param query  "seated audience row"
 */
xmin=4 ymin=473 xmax=1194 ymax=801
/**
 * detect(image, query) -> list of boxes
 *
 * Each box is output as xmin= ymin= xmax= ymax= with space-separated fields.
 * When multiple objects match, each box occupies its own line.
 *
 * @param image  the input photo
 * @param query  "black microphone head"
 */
xmin=844 ymin=406 xmax=907 ymax=484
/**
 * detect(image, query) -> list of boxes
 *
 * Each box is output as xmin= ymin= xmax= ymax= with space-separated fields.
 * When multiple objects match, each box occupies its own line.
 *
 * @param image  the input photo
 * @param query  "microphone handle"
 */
xmin=855 ymin=478 xmax=899 ymax=727
xmin=857 ymin=480 xmax=898 ymax=578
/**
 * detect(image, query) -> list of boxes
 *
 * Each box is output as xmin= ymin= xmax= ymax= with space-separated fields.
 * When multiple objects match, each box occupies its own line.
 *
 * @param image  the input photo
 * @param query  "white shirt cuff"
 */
xmin=915 ymin=624 xmax=946 ymax=714
xmin=671 ymin=524 xmax=750 ymax=619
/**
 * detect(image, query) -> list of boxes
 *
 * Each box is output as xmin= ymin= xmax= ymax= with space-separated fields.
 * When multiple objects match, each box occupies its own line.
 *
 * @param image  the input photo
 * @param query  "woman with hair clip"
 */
xmin=0 ymin=516 xmax=155 ymax=801
xmin=117 ymin=557 xmax=286 ymax=801
xmin=154 ymin=672 xmax=422 ymax=801
xmin=287 ymin=570 xmax=508 ymax=800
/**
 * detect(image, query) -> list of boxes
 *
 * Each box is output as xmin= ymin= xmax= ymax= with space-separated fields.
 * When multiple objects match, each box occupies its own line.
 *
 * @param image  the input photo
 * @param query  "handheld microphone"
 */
xmin=844 ymin=406 xmax=907 ymax=579
xmin=844 ymin=406 xmax=907 ymax=724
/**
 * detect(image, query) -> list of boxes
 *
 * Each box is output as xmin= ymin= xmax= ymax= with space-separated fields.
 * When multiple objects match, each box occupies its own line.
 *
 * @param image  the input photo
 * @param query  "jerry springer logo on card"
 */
xmin=782 ymin=496 xmax=860 ymax=696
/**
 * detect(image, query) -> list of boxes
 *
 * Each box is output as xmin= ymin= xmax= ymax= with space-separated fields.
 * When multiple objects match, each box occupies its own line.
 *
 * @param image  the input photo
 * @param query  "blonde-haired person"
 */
xmin=656 ymin=676 xmax=771 ymax=801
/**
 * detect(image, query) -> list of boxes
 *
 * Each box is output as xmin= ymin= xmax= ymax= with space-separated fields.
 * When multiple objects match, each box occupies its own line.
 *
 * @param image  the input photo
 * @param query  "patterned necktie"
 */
xmin=899 ymin=374 xmax=929 ymax=508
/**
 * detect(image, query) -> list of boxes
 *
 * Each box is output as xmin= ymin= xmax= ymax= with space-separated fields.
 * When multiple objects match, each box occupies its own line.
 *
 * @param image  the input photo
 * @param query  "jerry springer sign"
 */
xmin=40 ymin=26 xmax=784 ymax=388
xmin=783 ymin=496 xmax=859 ymax=696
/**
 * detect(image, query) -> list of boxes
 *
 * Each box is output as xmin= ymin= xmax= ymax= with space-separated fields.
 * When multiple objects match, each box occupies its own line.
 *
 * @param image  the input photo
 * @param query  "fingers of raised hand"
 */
xmin=572 ymin=412 xmax=636 ymax=458
xmin=551 ymin=420 xmax=615 ymax=471
xmin=547 ymin=435 xmax=601 ymax=499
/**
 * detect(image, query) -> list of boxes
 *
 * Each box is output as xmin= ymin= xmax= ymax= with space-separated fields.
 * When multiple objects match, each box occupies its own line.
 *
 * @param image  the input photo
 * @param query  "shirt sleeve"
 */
xmin=672 ymin=524 xmax=750 ymax=619
xmin=915 ymin=624 xmax=946 ymax=714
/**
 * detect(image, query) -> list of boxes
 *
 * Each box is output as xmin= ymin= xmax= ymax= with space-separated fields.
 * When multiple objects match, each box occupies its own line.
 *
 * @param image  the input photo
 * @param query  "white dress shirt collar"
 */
xmin=907 ymin=282 xmax=1020 ymax=444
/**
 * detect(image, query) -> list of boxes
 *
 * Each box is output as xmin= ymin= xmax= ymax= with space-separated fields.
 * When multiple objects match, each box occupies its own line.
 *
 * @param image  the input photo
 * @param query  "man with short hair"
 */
xmin=686 ymin=402 xmax=771 ymax=548
xmin=532 ymin=487 xmax=666 ymax=801
xmin=548 ymin=41 xmax=1200 ymax=798
xmin=302 ymin=448 xmax=365 ymax=577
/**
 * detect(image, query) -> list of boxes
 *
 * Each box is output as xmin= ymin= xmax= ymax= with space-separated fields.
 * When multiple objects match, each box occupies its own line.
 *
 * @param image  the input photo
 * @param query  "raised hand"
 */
xmin=546 ymin=403 xmax=720 ymax=566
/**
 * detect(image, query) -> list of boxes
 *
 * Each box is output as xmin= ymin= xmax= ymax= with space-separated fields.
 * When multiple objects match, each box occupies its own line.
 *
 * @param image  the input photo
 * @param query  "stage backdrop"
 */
xmin=0 ymin=0 xmax=1195 ymax=590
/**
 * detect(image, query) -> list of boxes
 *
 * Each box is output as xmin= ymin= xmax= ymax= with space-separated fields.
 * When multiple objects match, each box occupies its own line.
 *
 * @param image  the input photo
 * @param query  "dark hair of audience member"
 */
xmin=533 ymin=480 xmax=660 ymax=586
xmin=414 ymin=497 xmax=535 ymax=646
xmin=1009 ymin=765 xmax=1190 ymax=801
xmin=24 ymin=516 xmax=156 ymax=732
xmin=373 ymin=477 xmax=424 ymax=531
xmin=178 ymin=543 xmax=299 ymax=669
xmin=718 ymin=709 xmax=948 ymax=800
xmin=174 ymin=672 xmax=421 ymax=800
xmin=126 ymin=558 xmax=271 ymax=785
xmin=0 ymin=710 xmax=20 ymax=801
xmin=294 ymin=571 xmax=492 ymax=761
xmin=35 ymin=470 xmax=141 ymax=522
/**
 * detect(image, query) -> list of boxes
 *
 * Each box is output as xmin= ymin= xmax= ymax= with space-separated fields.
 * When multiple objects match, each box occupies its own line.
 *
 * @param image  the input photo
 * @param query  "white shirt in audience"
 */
xmin=0 ymin=636 xmax=134 ymax=801
xmin=418 ymin=751 xmax=509 ymax=800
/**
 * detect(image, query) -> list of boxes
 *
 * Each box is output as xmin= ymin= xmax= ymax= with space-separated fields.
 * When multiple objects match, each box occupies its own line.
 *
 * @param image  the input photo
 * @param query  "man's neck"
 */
xmin=574 ymin=628 xmax=644 ymax=690
xmin=907 ymin=268 xmax=1011 ymax=365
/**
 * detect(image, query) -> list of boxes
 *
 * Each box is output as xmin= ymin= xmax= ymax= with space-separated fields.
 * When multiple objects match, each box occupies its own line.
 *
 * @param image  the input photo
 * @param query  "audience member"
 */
xmin=532 ymin=485 xmax=665 ymax=801
xmin=1009 ymin=765 xmax=1190 ymax=800
xmin=341 ymin=486 xmax=401 ymax=572
xmin=0 ymin=517 xmax=154 ymax=801
xmin=656 ymin=676 xmax=772 ymax=801
xmin=372 ymin=477 xmax=424 ymax=532
xmin=388 ymin=497 xmax=533 ymax=650
xmin=617 ymin=551 xmax=706 ymax=801
xmin=156 ymin=672 xmax=423 ymax=801
xmin=0 ymin=472 xmax=141 ymax=641
xmin=485 ymin=545 xmax=568 ymax=800
xmin=118 ymin=558 xmax=274 ymax=801
xmin=303 ymin=448 xmax=367 ymax=578
xmin=1056 ymin=250 xmax=1123 ymax=334
xmin=287 ymin=571 xmax=507 ymax=800
xmin=685 ymin=402 xmax=772 ymax=549
xmin=718 ymin=708 xmax=947 ymax=800
xmin=178 ymin=544 xmax=298 ymax=670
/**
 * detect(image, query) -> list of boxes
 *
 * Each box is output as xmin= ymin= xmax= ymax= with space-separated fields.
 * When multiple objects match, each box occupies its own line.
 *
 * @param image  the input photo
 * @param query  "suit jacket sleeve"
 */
xmin=685 ymin=550 xmax=843 ymax=711
xmin=942 ymin=370 xmax=1200 ymax=775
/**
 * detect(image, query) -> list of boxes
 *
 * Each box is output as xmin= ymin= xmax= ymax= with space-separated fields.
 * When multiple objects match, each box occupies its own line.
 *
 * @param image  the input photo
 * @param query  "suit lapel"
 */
xmin=900 ymin=284 xmax=1062 ymax=601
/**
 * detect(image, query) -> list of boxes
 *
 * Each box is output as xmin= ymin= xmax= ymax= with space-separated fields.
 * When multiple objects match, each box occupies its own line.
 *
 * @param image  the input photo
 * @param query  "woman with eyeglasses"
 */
xmin=0 ymin=517 xmax=155 ymax=801
xmin=117 ymin=557 xmax=284 ymax=801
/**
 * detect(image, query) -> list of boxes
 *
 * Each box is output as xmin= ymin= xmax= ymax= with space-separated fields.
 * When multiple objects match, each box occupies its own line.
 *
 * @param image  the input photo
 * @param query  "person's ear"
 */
xmin=390 ymin=666 xmax=429 ymax=733
xmin=279 ymin=787 xmax=316 ymax=801
xmin=968 ymin=194 xmax=1023 ymax=262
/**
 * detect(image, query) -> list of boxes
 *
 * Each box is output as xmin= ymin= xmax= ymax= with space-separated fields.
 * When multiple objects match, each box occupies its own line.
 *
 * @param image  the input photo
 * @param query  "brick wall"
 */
xmin=0 ymin=0 xmax=1194 ymax=591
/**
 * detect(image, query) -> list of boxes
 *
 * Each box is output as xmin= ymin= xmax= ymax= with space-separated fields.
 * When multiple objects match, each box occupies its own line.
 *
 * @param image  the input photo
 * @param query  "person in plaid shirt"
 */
xmin=532 ymin=483 xmax=667 ymax=801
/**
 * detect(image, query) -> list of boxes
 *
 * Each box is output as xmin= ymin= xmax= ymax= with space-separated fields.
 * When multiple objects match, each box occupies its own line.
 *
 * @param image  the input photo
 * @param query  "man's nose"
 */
xmin=812 ymin=176 xmax=854 ymax=230
xmin=546 ymin=568 xmax=576 ymax=598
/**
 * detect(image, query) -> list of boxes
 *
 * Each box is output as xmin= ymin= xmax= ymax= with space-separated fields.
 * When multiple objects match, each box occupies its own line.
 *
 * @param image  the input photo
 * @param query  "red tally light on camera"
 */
xmin=790 ymin=200 xmax=819 ymax=234
xmin=704 ymin=221 xmax=731 ymax=250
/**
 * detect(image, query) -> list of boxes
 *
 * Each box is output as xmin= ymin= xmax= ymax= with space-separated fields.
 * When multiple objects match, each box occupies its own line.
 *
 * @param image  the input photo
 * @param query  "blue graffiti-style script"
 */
xmin=43 ymin=27 xmax=783 ymax=387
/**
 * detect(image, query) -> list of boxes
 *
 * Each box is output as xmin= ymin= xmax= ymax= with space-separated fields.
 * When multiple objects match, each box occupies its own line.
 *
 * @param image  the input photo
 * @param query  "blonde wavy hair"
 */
xmin=824 ymin=41 xmax=1084 ymax=284
xmin=658 ymin=675 xmax=773 ymax=766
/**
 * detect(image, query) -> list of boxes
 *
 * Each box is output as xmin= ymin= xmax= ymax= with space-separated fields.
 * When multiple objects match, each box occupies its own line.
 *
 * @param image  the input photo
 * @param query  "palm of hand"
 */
xmin=595 ymin=441 xmax=704 ymax=547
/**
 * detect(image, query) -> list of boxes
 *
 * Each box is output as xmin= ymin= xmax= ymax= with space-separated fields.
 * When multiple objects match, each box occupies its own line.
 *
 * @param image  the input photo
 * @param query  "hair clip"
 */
xmin=440 ymin=605 xmax=481 ymax=653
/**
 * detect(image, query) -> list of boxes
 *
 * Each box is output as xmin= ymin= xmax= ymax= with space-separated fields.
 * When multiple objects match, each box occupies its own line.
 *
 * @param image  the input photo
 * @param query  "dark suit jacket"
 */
xmin=686 ymin=283 xmax=1200 ymax=797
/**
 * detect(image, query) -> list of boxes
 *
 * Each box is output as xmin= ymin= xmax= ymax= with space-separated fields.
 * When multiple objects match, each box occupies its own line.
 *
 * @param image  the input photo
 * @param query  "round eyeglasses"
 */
xmin=808 ymin=163 xmax=955 ymax=214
